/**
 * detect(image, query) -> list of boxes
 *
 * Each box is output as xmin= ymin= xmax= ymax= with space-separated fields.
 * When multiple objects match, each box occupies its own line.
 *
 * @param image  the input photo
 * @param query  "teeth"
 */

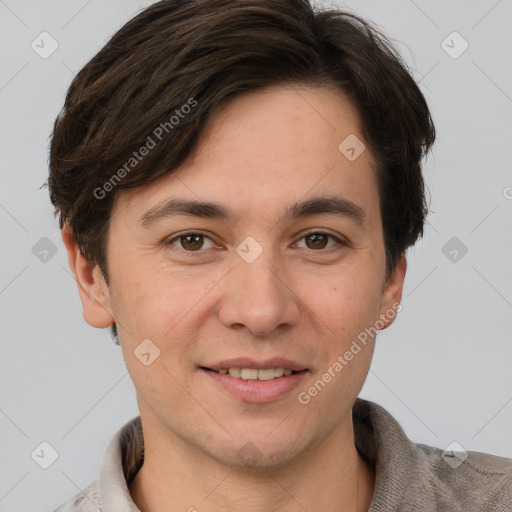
xmin=228 ymin=368 xmax=241 ymax=378
xmin=257 ymin=368 xmax=276 ymax=381
xmin=219 ymin=367 xmax=297 ymax=380
xmin=241 ymin=368 xmax=259 ymax=380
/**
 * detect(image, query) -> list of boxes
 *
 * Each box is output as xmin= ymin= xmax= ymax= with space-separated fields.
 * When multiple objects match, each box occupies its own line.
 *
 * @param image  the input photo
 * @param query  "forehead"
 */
xmin=196 ymin=83 xmax=366 ymax=161
xmin=112 ymin=84 xmax=380 ymax=231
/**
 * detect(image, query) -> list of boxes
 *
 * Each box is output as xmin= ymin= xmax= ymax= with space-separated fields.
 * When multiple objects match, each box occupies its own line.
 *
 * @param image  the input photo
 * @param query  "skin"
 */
xmin=62 ymin=84 xmax=407 ymax=512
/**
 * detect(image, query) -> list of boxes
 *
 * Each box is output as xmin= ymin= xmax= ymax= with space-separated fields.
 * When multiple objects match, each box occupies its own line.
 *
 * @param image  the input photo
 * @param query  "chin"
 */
xmin=203 ymin=430 xmax=308 ymax=470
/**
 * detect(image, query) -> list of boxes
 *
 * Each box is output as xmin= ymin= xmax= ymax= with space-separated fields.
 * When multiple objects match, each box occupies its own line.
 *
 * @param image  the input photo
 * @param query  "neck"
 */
xmin=129 ymin=411 xmax=375 ymax=512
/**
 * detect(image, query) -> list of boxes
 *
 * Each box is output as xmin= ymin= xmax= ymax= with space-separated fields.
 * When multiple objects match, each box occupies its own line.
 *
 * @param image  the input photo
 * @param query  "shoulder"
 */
xmin=353 ymin=398 xmax=512 ymax=511
xmin=51 ymin=480 xmax=101 ymax=512
xmin=413 ymin=442 xmax=512 ymax=510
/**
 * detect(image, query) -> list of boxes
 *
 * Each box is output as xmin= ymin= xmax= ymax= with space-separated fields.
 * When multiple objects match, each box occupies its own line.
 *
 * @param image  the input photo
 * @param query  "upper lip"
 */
xmin=201 ymin=357 xmax=308 ymax=372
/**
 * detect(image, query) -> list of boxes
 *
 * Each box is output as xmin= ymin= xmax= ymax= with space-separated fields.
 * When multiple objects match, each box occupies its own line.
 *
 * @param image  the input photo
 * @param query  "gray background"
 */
xmin=0 ymin=0 xmax=511 ymax=510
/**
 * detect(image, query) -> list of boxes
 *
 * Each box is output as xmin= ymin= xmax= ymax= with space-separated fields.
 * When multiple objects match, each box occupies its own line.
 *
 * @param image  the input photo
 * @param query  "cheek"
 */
xmin=111 ymin=261 xmax=217 ymax=375
xmin=307 ymin=267 xmax=383 ymax=339
xmin=108 ymin=255 xmax=182 ymax=330
xmin=309 ymin=279 xmax=378 ymax=399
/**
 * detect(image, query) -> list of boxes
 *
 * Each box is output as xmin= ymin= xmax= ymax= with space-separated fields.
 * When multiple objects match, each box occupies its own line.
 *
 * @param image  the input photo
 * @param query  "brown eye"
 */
xmin=167 ymin=233 xmax=215 ymax=252
xmin=298 ymin=232 xmax=343 ymax=251
xmin=304 ymin=233 xmax=329 ymax=250
xmin=180 ymin=234 xmax=204 ymax=251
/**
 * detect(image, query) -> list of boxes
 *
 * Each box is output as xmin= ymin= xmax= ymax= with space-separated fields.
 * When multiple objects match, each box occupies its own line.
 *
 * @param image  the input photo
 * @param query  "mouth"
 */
xmin=199 ymin=366 xmax=304 ymax=381
xmin=198 ymin=357 xmax=310 ymax=402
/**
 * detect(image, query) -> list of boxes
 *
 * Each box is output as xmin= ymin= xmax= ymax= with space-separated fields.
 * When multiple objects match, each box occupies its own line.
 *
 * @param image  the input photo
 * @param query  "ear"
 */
xmin=377 ymin=252 xmax=407 ymax=330
xmin=61 ymin=226 xmax=115 ymax=329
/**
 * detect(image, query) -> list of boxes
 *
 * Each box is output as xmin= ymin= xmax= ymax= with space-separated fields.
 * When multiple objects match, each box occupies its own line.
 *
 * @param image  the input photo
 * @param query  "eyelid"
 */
xmin=166 ymin=229 xmax=348 ymax=253
xmin=294 ymin=230 xmax=348 ymax=250
xmin=166 ymin=231 xmax=218 ymax=251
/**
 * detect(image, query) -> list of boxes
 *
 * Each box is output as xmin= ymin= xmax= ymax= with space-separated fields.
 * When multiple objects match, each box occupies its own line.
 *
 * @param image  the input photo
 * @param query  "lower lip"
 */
xmin=200 ymin=368 xmax=309 ymax=403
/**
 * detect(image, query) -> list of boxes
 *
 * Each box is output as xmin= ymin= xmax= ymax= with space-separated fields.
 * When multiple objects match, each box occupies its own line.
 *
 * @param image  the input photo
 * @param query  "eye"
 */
xmin=166 ymin=232 xmax=216 ymax=252
xmin=295 ymin=232 xmax=345 ymax=251
xmin=165 ymin=230 xmax=347 ymax=254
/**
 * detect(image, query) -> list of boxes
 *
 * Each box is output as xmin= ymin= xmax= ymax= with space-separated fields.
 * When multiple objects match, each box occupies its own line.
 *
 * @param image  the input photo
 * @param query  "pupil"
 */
xmin=308 ymin=233 xmax=327 ymax=249
xmin=183 ymin=235 xmax=202 ymax=250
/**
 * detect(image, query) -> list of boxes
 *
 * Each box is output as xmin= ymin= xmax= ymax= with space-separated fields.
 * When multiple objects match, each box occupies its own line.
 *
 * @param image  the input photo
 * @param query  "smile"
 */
xmin=201 ymin=367 xmax=298 ymax=380
xmin=200 ymin=366 xmax=309 ymax=402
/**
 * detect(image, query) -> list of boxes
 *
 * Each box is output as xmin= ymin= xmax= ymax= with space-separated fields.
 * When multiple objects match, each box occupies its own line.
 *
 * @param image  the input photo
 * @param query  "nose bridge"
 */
xmin=217 ymin=238 xmax=299 ymax=335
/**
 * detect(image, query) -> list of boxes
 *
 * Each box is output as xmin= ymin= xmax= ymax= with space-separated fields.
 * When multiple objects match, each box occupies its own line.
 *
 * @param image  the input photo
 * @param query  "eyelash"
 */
xmin=165 ymin=231 xmax=347 ymax=255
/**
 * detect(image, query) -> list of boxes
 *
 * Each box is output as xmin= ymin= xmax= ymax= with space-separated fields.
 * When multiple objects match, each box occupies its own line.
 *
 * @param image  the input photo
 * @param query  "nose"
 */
xmin=216 ymin=247 xmax=301 ymax=337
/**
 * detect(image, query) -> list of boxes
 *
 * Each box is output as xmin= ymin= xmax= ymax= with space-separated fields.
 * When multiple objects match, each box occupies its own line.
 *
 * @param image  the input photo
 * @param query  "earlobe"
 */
xmin=378 ymin=253 xmax=407 ymax=330
xmin=61 ymin=227 xmax=115 ymax=329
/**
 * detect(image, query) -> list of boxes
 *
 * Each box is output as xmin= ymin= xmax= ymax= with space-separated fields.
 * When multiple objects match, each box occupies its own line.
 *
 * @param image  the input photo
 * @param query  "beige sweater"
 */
xmin=52 ymin=398 xmax=512 ymax=511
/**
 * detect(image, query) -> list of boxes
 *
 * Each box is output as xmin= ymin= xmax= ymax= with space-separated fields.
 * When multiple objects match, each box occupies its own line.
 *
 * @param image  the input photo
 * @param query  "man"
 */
xmin=48 ymin=0 xmax=512 ymax=510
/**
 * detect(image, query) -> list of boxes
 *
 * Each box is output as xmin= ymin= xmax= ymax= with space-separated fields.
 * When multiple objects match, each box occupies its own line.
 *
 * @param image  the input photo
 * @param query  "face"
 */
xmin=64 ymin=84 xmax=405 ymax=469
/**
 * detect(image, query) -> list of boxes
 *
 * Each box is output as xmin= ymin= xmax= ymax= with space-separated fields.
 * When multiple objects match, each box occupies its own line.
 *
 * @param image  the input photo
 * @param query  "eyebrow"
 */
xmin=138 ymin=195 xmax=367 ymax=228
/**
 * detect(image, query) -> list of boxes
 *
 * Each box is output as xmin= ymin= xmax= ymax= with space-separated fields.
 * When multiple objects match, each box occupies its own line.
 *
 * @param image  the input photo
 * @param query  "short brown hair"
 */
xmin=48 ymin=0 xmax=435 ymax=287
